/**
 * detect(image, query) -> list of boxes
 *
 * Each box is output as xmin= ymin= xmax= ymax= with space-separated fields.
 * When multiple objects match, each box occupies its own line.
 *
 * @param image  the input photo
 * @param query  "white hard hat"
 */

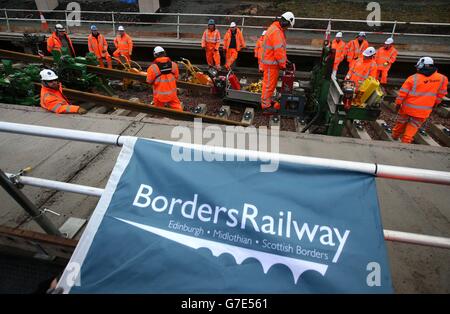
xmin=363 ymin=47 xmax=376 ymax=57
xmin=336 ymin=32 xmax=343 ymax=38
xmin=118 ymin=26 xmax=125 ymax=31
xmin=153 ymin=46 xmax=165 ymax=56
xmin=281 ymin=11 xmax=295 ymax=27
xmin=358 ymin=31 xmax=366 ymax=37
xmin=384 ymin=37 xmax=394 ymax=45
xmin=40 ymin=69 xmax=58 ymax=81
xmin=55 ymin=24 xmax=65 ymax=31
xmin=416 ymin=56 xmax=434 ymax=68
xmin=230 ymin=22 xmax=236 ymax=28
xmin=262 ymin=30 xmax=266 ymax=36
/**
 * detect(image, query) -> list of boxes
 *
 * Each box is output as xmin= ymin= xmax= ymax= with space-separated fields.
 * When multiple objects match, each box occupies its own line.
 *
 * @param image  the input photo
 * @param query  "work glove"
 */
xmin=394 ymin=104 xmax=400 ymax=113
xmin=383 ymin=62 xmax=389 ymax=66
xmin=78 ymin=107 xmax=87 ymax=115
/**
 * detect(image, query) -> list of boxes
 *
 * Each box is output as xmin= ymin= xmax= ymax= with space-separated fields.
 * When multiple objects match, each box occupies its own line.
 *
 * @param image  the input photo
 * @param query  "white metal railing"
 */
xmin=1 ymin=9 xmax=450 ymax=40
xmin=1 ymin=121 xmax=450 ymax=250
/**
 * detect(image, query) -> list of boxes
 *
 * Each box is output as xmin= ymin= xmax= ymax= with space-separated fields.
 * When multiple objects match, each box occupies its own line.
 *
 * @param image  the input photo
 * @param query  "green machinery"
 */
xmin=303 ymin=31 xmax=382 ymax=136
xmin=0 ymin=59 xmax=40 ymax=106
xmin=0 ymin=48 xmax=116 ymax=107
xmin=51 ymin=48 xmax=115 ymax=96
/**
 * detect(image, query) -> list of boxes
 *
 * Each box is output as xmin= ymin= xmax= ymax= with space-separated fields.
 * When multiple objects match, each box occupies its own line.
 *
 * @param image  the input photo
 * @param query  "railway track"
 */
xmin=1 ymin=49 xmax=449 ymax=147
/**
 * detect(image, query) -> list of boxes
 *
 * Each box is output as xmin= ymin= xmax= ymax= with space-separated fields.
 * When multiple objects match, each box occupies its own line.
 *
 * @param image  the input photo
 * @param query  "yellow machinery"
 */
xmin=352 ymin=77 xmax=383 ymax=108
xmin=112 ymin=56 xmax=145 ymax=90
xmin=242 ymin=80 xmax=262 ymax=93
xmin=177 ymin=58 xmax=212 ymax=86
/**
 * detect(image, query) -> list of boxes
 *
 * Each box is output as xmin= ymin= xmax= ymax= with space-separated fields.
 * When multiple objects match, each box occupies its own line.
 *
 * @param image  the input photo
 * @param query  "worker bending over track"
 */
xmin=346 ymin=47 xmax=377 ymax=89
xmin=88 ymin=25 xmax=112 ymax=69
xmin=39 ymin=69 xmax=86 ymax=114
xmin=223 ymin=22 xmax=246 ymax=71
xmin=146 ymin=46 xmax=182 ymax=111
xmin=201 ymin=19 xmax=221 ymax=70
xmin=260 ymin=11 xmax=295 ymax=115
xmin=392 ymin=57 xmax=448 ymax=144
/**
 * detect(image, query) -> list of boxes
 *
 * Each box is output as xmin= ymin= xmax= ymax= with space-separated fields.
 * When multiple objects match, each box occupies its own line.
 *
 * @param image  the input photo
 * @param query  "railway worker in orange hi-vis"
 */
xmin=331 ymin=32 xmax=346 ymax=78
xmin=39 ymin=69 xmax=86 ymax=114
xmin=254 ymin=30 xmax=266 ymax=72
xmin=201 ymin=19 xmax=221 ymax=70
xmin=345 ymin=47 xmax=377 ymax=89
xmin=88 ymin=25 xmax=112 ymax=69
xmin=375 ymin=37 xmax=398 ymax=84
xmin=47 ymin=24 xmax=76 ymax=57
xmin=113 ymin=26 xmax=133 ymax=64
xmin=392 ymin=57 xmax=448 ymax=144
xmin=146 ymin=46 xmax=183 ymax=111
xmin=260 ymin=11 xmax=295 ymax=115
xmin=223 ymin=22 xmax=246 ymax=71
xmin=346 ymin=31 xmax=368 ymax=68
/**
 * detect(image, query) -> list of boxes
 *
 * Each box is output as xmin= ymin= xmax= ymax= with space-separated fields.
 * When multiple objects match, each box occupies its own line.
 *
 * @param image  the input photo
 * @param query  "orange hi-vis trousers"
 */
xmin=375 ymin=69 xmax=390 ymax=84
xmin=153 ymin=98 xmax=182 ymax=111
xmin=261 ymin=65 xmax=280 ymax=109
xmin=225 ymin=48 xmax=238 ymax=70
xmin=392 ymin=113 xmax=426 ymax=144
xmin=205 ymin=47 xmax=220 ymax=68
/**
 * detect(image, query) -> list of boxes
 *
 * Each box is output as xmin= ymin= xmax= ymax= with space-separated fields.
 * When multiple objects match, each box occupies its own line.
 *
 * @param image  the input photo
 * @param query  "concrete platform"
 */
xmin=0 ymin=103 xmax=449 ymax=293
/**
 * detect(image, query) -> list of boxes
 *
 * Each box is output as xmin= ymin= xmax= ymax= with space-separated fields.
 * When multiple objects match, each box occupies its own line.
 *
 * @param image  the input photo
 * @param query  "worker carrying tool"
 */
xmin=375 ymin=37 xmax=398 ymax=84
xmin=346 ymin=31 xmax=368 ymax=68
xmin=223 ymin=22 xmax=246 ymax=71
xmin=113 ymin=26 xmax=133 ymax=64
xmin=254 ymin=30 xmax=266 ymax=72
xmin=146 ymin=46 xmax=182 ymax=111
xmin=260 ymin=11 xmax=295 ymax=115
xmin=331 ymin=32 xmax=346 ymax=78
xmin=46 ymin=24 xmax=76 ymax=57
xmin=346 ymin=46 xmax=377 ymax=89
xmin=88 ymin=25 xmax=112 ymax=69
xmin=201 ymin=19 xmax=221 ymax=70
xmin=39 ymin=69 xmax=86 ymax=114
xmin=392 ymin=57 xmax=448 ymax=144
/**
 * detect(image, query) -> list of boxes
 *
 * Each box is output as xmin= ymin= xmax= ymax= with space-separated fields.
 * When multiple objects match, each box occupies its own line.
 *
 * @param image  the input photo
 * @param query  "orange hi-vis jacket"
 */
xmin=346 ymin=38 xmax=368 ymax=62
xmin=331 ymin=39 xmax=346 ymax=65
xmin=88 ymin=33 xmax=109 ymax=58
xmin=346 ymin=58 xmax=377 ymax=87
xmin=223 ymin=28 xmax=246 ymax=51
xmin=261 ymin=21 xmax=287 ymax=69
xmin=146 ymin=56 xmax=179 ymax=102
xmin=114 ymin=33 xmax=133 ymax=55
xmin=375 ymin=46 xmax=398 ymax=69
xmin=201 ymin=29 xmax=221 ymax=50
xmin=47 ymin=32 xmax=76 ymax=56
xmin=40 ymin=83 xmax=79 ymax=113
xmin=395 ymin=71 xmax=448 ymax=118
xmin=254 ymin=35 xmax=264 ymax=59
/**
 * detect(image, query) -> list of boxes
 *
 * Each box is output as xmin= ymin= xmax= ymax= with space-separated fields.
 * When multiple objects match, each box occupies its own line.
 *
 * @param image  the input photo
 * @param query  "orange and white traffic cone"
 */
xmin=39 ymin=11 xmax=49 ymax=32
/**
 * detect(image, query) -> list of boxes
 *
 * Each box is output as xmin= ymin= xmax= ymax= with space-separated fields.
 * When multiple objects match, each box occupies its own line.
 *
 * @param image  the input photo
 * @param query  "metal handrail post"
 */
xmin=177 ymin=14 xmax=180 ymax=39
xmin=5 ymin=9 xmax=10 ymax=32
xmin=112 ymin=12 xmax=116 ymax=36
xmin=241 ymin=16 xmax=245 ymax=35
xmin=65 ymin=11 xmax=70 ymax=34
xmin=391 ymin=21 xmax=397 ymax=38
xmin=0 ymin=169 xmax=62 ymax=236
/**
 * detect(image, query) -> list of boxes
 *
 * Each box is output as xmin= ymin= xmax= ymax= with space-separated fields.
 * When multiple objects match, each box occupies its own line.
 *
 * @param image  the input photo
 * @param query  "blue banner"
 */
xmin=59 ymin=137 xmax=392 ymax=293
